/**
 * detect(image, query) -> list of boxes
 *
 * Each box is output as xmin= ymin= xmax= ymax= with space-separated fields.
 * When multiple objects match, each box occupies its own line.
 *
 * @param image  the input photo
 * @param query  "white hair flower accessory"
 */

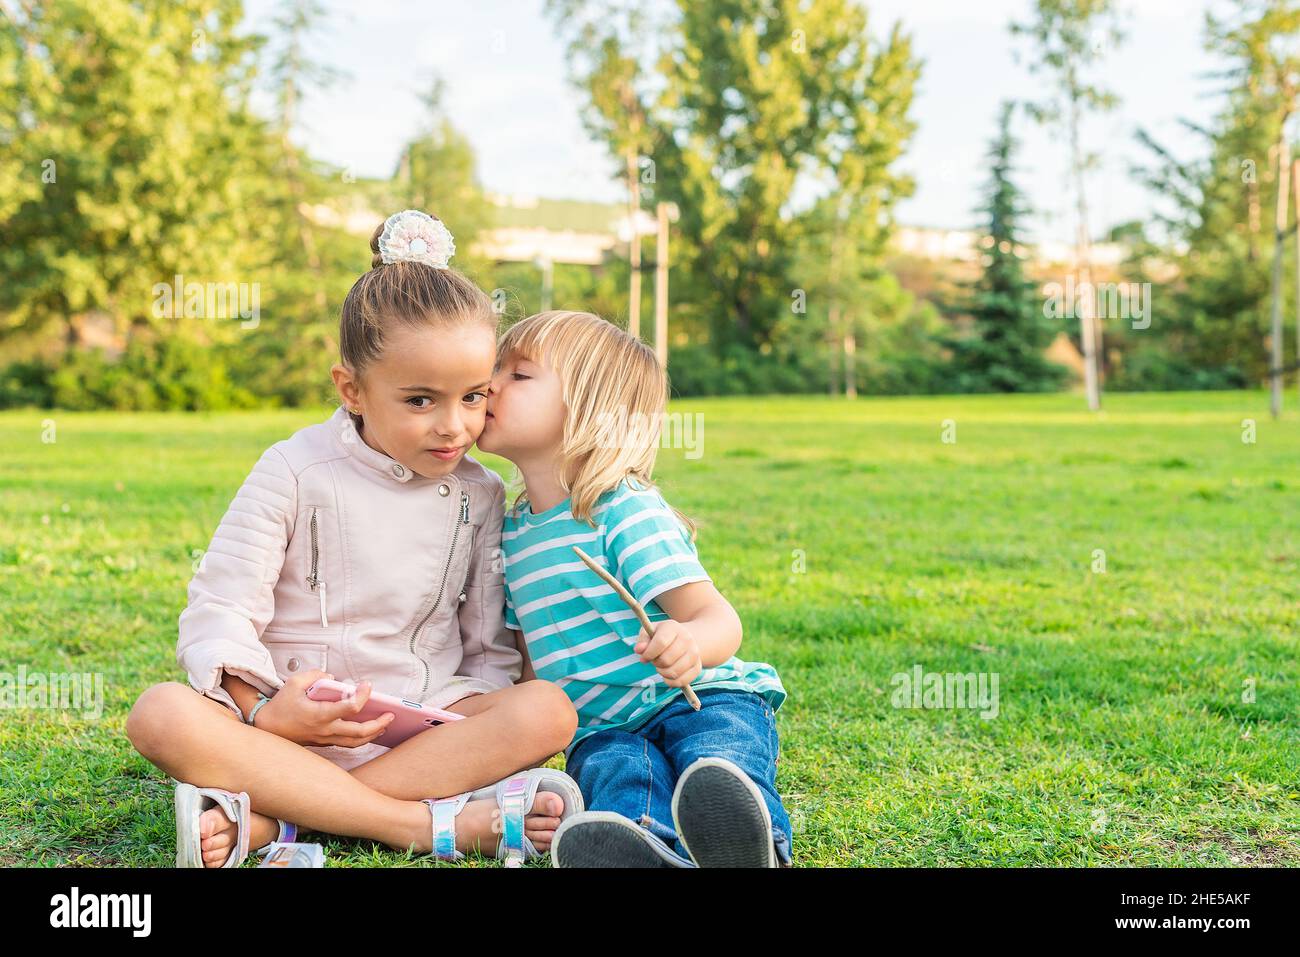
xmin=377 ymin=209 xmax=456 ymax=268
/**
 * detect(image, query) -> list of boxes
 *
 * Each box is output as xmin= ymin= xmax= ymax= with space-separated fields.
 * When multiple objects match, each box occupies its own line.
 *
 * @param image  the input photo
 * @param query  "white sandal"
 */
xmin=174 ymin=781 xmax=297 ymax=868
xmin=422 ymin=768 xmax=583 ymax=867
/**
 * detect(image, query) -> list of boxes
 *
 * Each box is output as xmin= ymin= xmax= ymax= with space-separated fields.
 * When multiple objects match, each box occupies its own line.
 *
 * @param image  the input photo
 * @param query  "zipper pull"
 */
xmin=461 ymin=491 xmax=470 ymax=524
xmin=318 ymin=581 xmax=329 ymax=628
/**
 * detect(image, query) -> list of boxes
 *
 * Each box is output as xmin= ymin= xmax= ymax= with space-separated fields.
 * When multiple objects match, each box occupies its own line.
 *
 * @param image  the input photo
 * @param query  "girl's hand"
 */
xmin=634 ymin=620 xmax=703 ymax=689
xmin=254 ymin=670 xmax=395 ymax=748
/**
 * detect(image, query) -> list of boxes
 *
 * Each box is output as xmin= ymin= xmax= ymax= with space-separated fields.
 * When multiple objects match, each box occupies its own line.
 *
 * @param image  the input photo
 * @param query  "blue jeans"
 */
xmin=565 ymin=688 xmax=792 ymax=865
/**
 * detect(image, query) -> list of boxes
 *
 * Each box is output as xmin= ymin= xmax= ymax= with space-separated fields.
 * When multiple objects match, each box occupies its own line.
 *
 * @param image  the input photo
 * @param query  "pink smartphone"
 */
xmin=305 ymin=678 xmax=465 ymax=749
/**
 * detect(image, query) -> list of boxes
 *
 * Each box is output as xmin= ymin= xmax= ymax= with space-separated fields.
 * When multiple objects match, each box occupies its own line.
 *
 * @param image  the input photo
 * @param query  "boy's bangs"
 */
xmin=499 ymin=314 xmax=619 ymax=397
xmin=498 ymin=313 xmax=565 ymax=367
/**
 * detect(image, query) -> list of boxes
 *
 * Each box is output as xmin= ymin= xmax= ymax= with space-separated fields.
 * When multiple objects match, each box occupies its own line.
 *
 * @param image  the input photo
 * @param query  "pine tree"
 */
xmin=948 ymin=102 xmax=1067 ymax=393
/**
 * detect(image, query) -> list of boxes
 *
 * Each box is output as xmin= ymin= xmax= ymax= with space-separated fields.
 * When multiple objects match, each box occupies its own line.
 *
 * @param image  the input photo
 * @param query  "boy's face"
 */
xmin=331 ymin=321 xmax=495 ymax=480
xmin=477 ymin=350 xmax=566 ymax=465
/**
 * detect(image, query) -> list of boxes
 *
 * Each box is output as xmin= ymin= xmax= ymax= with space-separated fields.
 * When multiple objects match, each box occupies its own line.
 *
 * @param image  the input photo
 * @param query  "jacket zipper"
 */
xmin=306 ymin=507 xmax=328 ymax=628
xmin=408 ymin=490 xmax=470 ymax=697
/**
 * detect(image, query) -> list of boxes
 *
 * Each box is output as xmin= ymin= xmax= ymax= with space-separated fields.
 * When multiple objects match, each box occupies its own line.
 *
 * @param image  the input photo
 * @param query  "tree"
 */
xmin=0 ymin=0 xmax=276 ymax=348
xmin=1011 ymin=0 xmax=1125 ymax=410
xmin=547 ymin=0 xmax=920 ymax=361
xmin=395 ymin=78 xmax=492 ymax=279
xmin=547 ymin=1 xmax=666 ymax=338
xmin=1133 ymin=0 xmax=1300 ymax=390
xmin=796 ymin=17 xmax=920 ymax=396
xmin=267 ymin=0 xmax=343 ymax=314
xmin=947 ymin=103 xmax=1067 ymax=393
xmin=1204 ymin=0 xmax=1300 ymax=415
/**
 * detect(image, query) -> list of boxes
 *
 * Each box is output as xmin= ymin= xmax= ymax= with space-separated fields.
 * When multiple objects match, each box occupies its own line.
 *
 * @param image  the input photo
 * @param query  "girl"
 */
xmin=125 ymin=211 xmax=582 ymax=868
xmin=477 ymin=310 xmax=791 ymax=867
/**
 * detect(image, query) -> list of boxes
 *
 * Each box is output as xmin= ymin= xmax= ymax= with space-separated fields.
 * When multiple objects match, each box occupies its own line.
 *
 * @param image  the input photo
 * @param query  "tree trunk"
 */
xmin=1270 ymin=136 xmax=1290 ymax=419
xmin=828 ymin=303 xmax=842 ymax=396
xmin=1293 ymin=158 xmax=1300 ymax=406
xmin=828 ymin=200 xmax=849 ymax=396
xmin=1249 ymin=168 xmax=1261 ymax=262
xmin=843 ymin=327 xmax=858 ymax=399
xmin=654 ymin=202 xmax=670 ymax=368
xmin=625 ymin=146 xmax=641 ymax=338
xmin=1068 ymin=76 xmax=1101 ymax=412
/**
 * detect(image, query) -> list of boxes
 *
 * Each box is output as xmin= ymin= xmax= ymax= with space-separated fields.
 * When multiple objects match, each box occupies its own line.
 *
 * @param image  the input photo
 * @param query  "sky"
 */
xmin=243 ymin=0 xmax=1234 ymax=244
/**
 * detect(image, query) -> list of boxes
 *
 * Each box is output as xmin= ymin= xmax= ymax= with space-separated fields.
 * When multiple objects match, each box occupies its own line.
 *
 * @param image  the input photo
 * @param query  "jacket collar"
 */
xmin=331 ymin=405 xmax=421 ymax=484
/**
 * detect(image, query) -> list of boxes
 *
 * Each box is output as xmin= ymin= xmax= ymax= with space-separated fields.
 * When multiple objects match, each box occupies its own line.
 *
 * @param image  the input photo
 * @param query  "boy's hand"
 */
xmin=254 ymin=670 xmax=395 ymax=748
xmin=635 ymin=620 xmax=702 ymax=689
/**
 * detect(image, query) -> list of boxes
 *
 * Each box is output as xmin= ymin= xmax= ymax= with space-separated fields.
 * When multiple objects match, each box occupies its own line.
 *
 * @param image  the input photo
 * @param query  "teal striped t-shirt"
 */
xmin=502 ymin=477 xmax=786 ymax=750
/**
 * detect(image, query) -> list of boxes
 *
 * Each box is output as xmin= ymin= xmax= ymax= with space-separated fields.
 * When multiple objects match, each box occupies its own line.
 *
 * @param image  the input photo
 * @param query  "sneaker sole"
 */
xmin=552 ymin=812 xmax=691 ymax=868
xmin=672 ymin=758 xmax=776 ymax=868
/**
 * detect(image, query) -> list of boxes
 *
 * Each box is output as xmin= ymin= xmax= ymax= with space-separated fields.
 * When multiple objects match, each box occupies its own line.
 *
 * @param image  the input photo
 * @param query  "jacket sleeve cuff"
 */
xmin=193 ymin=682 xmax=244 ymax=721
xmin=183 ymin=651 xmax=282 ymax=719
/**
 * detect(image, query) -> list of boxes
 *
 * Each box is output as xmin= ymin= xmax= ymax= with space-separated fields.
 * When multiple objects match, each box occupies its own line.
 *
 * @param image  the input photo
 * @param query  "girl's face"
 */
xmin=477 ymin=351 xmax=565 ymax=464
xmin=331 ymin=321 xmax=496 ymax=480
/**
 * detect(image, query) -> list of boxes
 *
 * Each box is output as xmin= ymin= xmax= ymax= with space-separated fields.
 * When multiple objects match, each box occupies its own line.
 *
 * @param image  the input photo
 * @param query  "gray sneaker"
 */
xmin=671 ymin=757 xmax=777 ymax=867
xmin=551 ymin=811 xmax=694 ymax=868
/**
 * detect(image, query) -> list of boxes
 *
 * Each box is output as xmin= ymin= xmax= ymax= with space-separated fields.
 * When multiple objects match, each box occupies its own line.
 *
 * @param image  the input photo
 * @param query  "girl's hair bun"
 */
xmin=368 ymin=209 xmax=456 ymax=270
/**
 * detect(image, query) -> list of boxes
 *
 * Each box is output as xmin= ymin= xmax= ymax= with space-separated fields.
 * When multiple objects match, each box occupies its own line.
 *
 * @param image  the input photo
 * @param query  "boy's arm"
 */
xmin=634 ymin=580 xmax=742 ymax=687
xmin=513 ymin=628 xmax=538 ymax=683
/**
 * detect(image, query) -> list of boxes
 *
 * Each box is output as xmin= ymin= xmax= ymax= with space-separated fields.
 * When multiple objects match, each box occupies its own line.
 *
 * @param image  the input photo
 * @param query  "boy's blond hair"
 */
xmin=497 ymin=310 xmax=696 ymax=539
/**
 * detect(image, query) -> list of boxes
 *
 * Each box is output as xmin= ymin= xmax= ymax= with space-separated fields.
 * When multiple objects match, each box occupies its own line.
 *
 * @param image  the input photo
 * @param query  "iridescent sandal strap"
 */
xmin=497 ymin=776 xmax=530 ymax=868
xmin=253 ymin=819 xmax=298 ymax=857
xmin=423 ymin=794 xmax=469 ymax=861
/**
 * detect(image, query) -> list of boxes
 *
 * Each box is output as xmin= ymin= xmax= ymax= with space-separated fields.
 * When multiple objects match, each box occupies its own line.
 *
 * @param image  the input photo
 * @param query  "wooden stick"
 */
xmin=573 ymin=546 xmax=701 ymax=710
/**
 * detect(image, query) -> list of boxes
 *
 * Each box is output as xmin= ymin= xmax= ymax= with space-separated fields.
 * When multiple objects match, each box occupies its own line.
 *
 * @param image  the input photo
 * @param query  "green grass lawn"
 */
xmin=1 ymin=390 xmax=1297 ymax=866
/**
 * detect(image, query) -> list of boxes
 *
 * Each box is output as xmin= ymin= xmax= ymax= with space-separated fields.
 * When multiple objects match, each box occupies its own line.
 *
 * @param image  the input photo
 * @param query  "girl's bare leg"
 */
xmin=125 ymin=682 xmax=567 ymax=866
xmin=127 ymin=683 xmax=430 ymax=852
xmin=346 ymin=679 xmax=578 ymax=800
xmin=340 ymin=680 xmax=578 ymax=857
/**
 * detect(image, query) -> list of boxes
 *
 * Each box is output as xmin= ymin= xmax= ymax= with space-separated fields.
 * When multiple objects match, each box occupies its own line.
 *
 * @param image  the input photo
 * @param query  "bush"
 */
xmin=0 ymin=361 xmax=55 ymax=408
xmin=1109 ymin=347 xmax=1249 ymax=392
xmin=1 ymin=337 xmax=262 ymax=411
xmin=225 ymin=330 xmax=335 ymax=409
xmin=869 ymin=353 xmax=952 ymax=395
xmin=667 ymin=343 xmax=829 ymax=396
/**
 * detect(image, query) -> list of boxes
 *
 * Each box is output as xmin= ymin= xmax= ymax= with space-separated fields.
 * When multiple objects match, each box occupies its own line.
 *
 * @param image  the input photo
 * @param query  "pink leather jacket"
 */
xmin=176 ymin=405 xmax=520 ymax=723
